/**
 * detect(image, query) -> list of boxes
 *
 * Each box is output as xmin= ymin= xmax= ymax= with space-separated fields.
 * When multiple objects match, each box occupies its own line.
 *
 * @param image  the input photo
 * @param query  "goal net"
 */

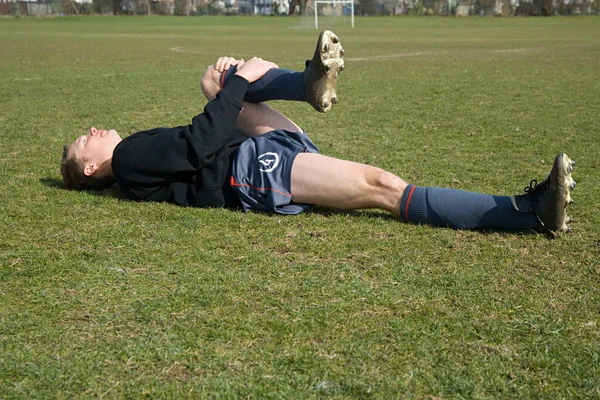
xmin=313 ymin=0 xmax=354 ymax=29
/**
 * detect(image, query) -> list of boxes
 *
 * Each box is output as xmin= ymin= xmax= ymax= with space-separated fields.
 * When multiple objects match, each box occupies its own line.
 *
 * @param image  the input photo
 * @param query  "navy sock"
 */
xmin=220 ymin=66 xmax=306 ymax=103
xmin=399 ymin=184 xmax=539 ymax=230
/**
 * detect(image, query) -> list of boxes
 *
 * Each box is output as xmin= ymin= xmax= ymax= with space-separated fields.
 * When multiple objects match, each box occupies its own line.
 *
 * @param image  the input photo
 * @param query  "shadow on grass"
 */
xmin=39 ymin=177 xmax=127 ymax=199
xmin=39 ymin=177 xmax=64 ymax=189
xmin=311 ymin=206 xmax=398 ymax=221
xmin=39 ymin=177 xmax=399 ymax=221
xmin=38 ymin=177 xmax=541 ymax=236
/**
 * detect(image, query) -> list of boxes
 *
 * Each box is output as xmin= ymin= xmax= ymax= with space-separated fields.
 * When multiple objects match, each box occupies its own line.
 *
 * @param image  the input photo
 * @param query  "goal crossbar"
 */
xmin=314 ymin=0 xmax=354 ymax=29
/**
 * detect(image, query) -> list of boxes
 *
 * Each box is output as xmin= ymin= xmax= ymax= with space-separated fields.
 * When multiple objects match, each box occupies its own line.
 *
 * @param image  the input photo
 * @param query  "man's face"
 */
xmin=69 ymin=127 xmax=122 ymax=175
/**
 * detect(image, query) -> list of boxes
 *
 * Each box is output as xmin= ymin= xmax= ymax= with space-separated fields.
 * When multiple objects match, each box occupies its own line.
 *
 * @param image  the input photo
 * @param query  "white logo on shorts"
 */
xmin=258 ymin=152 xmax=280 ymax=173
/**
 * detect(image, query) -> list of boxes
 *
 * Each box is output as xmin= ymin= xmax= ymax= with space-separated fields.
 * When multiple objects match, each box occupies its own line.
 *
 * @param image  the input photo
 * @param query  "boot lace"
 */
xmin=524 ymin=179 xmax=549 ymax=203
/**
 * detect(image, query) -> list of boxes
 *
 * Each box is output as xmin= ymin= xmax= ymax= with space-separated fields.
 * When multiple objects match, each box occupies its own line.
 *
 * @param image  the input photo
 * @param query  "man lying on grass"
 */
xmin=60 ymin=31 xmax=576 ymax=235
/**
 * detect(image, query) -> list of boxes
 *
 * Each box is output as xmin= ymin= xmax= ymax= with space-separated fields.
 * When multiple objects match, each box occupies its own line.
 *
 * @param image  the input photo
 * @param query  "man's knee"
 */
xmin=202 ymin=64 xmax=217 ymax=79
xmin=200 ymin=65 xmax=221 ymax=100
xmin=366 ymin=167 xmax=407 ymax=195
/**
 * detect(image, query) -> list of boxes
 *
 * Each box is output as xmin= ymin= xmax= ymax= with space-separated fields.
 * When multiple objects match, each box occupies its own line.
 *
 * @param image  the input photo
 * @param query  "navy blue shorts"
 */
xmin=230 ymin=129 xmax=319 ymax=215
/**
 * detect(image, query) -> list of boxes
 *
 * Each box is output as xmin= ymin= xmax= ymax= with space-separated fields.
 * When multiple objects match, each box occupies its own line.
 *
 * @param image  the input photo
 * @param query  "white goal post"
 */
xmin=314 ymin=0 xmax=354 ymax=29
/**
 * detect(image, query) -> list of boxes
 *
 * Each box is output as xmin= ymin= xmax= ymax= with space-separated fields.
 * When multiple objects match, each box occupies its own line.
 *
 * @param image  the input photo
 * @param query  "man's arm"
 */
xmin=200 ymin=57 xmax=303 ymax=138
xmin=188 ymin=57 xmax=282 ymax=163
xmin=201 ymin=57 xmax=278 ymax=101
xmin=115 ymin=58 xmax=279 ymax=178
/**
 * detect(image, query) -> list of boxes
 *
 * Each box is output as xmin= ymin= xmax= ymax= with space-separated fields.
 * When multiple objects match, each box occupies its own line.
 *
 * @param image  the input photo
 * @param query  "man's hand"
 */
xmin=213 ymin=56 xmax=242 ymax=73
xmin=234 ymin=57 xmax=278 ymax=84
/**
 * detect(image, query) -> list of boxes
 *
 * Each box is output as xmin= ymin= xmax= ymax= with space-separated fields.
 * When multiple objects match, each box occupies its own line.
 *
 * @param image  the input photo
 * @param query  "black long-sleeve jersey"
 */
xmin=111 ymin=75 xmax=251 ymax=208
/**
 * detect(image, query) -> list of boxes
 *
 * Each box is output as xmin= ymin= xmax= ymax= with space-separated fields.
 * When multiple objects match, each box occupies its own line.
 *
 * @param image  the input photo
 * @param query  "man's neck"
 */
xmin=97 ymin=158 xmax=114 ymax=179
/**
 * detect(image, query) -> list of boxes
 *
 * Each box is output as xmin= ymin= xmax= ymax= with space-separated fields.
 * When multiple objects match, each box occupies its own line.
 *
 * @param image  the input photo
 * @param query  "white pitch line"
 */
xmin=171 ymin=46 xmax=202 ymax=54
xmin=345 ymin=51 xmax=433 ymax=61
xmin=168 ymin=47 xmax=530 ymax=62
xmin=489 ymin=47 xmax=539 ymax=53
xmin=169 ymin=43 xmax=596 ymax=62
xmin=170 ymin=46 xmax=435 ymax=61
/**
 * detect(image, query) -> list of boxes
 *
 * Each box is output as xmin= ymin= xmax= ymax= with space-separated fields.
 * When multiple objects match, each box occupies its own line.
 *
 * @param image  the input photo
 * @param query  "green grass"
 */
xmin=1 ymin=15 xmax=599 ymax=399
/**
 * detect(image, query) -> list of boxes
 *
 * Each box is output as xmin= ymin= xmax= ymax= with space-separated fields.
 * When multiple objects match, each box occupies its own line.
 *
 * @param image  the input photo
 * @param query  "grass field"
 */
xmin=1 ymin=15 xmax=599 ymax=398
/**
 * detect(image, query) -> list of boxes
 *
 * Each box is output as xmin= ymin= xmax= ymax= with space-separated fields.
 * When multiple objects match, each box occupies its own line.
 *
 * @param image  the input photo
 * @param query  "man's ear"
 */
xmin=83 ymin=163 xmax=98 ymax=177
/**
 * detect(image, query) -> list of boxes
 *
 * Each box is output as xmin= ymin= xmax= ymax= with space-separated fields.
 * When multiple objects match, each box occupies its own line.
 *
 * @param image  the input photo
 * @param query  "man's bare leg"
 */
xmin=201 ymin=64 xmax=301 ymax=137
xmin=291 ymin=153 xmax=407 ymax=216
xmin=291 ymin=152 xmax=576 ymax=233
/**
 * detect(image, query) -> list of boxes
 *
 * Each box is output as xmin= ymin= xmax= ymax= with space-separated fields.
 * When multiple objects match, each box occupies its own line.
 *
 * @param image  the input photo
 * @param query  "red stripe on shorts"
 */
xmin=230 ymin=176 xmax=292 ymax=197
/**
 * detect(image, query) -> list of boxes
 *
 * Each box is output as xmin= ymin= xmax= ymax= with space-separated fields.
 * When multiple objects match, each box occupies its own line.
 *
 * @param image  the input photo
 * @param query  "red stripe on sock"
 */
xmin=404 ymin=185 xmax=416 ymax=222
xmin=220 ymin=70 xmax=226 ymax=87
